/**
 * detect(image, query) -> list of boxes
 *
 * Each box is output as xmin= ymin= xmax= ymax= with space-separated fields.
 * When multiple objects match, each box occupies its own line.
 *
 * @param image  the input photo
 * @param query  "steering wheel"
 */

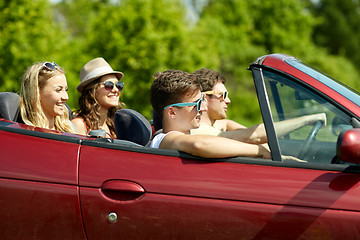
xmin=297 ymin=120 xmax=323 ymax=159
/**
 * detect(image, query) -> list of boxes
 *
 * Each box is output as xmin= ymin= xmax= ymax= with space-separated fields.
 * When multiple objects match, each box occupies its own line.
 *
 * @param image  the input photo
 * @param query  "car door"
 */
xmin=78 ymin=55 xmax=360 ymax=240
xmin=79 ymin=141 xmax=360 ymax=239
xmin=0 ymin=122 xmax=86 ymax=239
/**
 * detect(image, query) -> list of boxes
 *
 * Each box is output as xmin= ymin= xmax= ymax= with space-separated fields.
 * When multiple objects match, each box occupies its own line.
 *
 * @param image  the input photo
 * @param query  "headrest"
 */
xmin=114 ymin=109 xmax=152 ymax=146
xmin=65 ymin=103 xmax=74 ymax=120
xmin=0 ymin=92 xmax=21 ymax=121
xmin=152 ymin=109 xmax=163 ymax=131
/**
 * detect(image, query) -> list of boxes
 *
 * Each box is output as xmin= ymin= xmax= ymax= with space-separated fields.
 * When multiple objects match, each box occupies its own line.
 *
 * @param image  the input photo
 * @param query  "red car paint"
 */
xmin=1 ymin=54 xmax=360 ymax=239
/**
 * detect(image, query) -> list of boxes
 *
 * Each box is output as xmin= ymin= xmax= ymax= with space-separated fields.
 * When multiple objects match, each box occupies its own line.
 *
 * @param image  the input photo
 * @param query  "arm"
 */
xmin=219 ymin=113 xmax=326 ymax=144
xmin=214 ymin=119 xmax=246 ymax=131
xmin=160 ymin=131 xmax=271 ymax=159
xmin=274 ymin=113 xmax=326 ymax=138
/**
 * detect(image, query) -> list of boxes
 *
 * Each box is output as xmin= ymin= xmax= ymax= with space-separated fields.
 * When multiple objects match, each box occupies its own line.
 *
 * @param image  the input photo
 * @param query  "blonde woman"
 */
xmin=71 ymin=58 xmax=124 ymax=138
xmin=19 ymin=61 xmax=76 ymax=133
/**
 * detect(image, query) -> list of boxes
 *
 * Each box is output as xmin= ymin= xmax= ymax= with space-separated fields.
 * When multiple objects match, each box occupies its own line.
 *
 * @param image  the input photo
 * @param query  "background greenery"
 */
xmin=1 ymin=0 xmax=360 ymax=126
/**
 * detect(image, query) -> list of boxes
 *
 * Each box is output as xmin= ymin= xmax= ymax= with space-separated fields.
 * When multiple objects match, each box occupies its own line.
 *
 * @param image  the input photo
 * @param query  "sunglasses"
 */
xmin=164 ymin=93 xmax=204 ymax=112
xmin=101 ymin=81 xmax=124 ymax=91
xmin=42 ymin=62 xmax=59 ymax=71
xmin=203 ymin=90 xmax=229 ymax=100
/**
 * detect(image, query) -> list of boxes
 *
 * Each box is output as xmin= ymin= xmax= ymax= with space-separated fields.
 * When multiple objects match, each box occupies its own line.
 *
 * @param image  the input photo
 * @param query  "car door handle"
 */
xmin=101 ymin=180 xmax=145 ymax=201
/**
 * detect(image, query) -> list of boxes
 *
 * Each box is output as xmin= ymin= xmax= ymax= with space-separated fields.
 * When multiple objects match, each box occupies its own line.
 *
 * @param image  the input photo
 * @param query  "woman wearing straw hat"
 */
xmin=72 ymin=57 xmax=124 ymax=138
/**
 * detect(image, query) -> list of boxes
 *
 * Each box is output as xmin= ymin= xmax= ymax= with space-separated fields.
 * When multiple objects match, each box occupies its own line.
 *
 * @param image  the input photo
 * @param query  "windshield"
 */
xmin=262 ymin=68 xmax=354 ymax=163
xmin=285 ymin=59 xmax=360 ymax=106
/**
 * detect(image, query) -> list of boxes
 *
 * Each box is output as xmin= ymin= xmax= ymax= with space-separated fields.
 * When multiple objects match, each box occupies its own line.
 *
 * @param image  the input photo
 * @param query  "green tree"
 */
xmin=82 ymin=0 xmax=218 ymax=119
xmin=2 ymin=0 xmax=360 ymax=125
xmin=196 ymin=0 xmax=360 ymax=126
xmin=309 ymin=0 xmax=360 ymax=66
xmin=52 ymin=0 xmax=104 ymax=108
xmin=194 ymin=0 xmax=266 ymax=125
xmin=0 ymin=0 xmax=69 ymax=92
xmin=248 ymin=0 xmax=315 ymax=55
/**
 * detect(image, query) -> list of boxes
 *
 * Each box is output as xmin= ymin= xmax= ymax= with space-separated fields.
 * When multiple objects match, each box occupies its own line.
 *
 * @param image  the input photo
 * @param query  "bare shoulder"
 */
xmin=213 ymin=120 xmax=228 ymax=131
xmin=71 ymin=117 xmax=87 ymax=135
xmin=71 ymin=117 xmax=84 ymax=126
xmin=162 ymin=131 xmax=186 ymax=142
xmin=160 ymin=131 xmax=188 ymax=150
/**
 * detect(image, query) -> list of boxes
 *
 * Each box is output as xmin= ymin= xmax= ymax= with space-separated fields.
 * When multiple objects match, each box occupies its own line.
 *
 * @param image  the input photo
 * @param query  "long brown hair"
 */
xmin=76 ymin=79 xmax=123 ymax=138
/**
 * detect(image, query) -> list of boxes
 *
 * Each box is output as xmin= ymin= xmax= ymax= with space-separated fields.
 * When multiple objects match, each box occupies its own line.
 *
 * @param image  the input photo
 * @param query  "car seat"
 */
xmin=0 ymin=92 xmax=22 ymax=122
xmin=152 ymin=109 xmax=163 ymax=131
xmin=114 ymin=109 xmax=152 ymax=146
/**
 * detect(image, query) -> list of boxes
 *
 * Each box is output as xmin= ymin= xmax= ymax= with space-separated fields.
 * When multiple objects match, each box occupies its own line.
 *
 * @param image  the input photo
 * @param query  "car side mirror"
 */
xmin=336 ymin=129 xmax=360 ymax=164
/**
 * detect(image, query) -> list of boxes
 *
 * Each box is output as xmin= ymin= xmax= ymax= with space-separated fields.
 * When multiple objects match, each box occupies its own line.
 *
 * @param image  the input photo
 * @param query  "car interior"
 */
xmin=0 ymin=91 xmax=153 ymax=147
xmin=0 ymin=92 xmax=22 ymax=122
xmin=0 ymin=84 xmax=358 ymax=165
xmin=263 ymin=70 xmax=356 ymax=164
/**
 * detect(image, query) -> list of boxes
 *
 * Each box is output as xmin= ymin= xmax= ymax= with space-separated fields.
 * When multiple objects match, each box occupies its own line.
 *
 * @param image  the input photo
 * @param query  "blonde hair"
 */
xmin=19 ymin=62 xmax=76 ymax=133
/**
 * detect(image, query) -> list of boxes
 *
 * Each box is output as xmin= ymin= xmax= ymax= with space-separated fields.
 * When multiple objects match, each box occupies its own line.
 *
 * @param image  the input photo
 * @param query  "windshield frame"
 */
xmin=285 ymin=59 xmax=360 ymax=107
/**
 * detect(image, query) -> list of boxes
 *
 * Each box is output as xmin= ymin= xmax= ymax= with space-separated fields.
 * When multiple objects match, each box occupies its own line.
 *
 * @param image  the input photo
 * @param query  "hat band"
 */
xmin=83 ymin=66 xmax=114 ymax=82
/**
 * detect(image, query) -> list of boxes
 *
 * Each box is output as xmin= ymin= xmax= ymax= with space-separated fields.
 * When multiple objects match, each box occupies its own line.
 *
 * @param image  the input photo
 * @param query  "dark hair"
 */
xmin=77 ymin=78 xmax=122 ymax=138
xmin=150 ymin=70 xmax=201 ymax=119
xmin=193 ymin=68 xmax=226 ymax=92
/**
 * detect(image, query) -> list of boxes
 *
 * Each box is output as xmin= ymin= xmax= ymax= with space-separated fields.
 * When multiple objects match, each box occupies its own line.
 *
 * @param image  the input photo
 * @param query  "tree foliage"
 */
xmin=82 ymin=0 xmax=218 ymax=117
xmin=309 ymin=0 xmax=360 ymax=65
xmin=0 ymin=0 xmax=68 ymax=92
xmin=1 ymin=0 xmax=360 ymax=125
xmin=195 ymin=0 xmax=316 ymax=124
xmin=305 ymin=0 xmax=360 ymax=91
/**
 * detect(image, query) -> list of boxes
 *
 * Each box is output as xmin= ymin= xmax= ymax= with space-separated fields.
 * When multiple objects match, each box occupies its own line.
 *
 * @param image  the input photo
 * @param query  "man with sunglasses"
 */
xmin=149 ymin=70 xmax=272 ymax=159
xmin=191 ymin=68 xmax=242 ymax=137
xmin=191 ymin=68 xmax=326 ymax=145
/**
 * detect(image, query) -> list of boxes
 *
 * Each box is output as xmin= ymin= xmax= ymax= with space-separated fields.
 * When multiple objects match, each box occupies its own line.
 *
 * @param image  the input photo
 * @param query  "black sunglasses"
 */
xmin=42 ymin=62 xmax=59 ymax=71
xmin=101 ymin=81 xmax=124 ymax=91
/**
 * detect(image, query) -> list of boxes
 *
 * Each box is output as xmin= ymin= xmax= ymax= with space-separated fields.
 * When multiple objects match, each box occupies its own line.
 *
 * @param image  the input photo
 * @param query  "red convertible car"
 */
xmin=1 ymin=54 xmax=360 ymax=239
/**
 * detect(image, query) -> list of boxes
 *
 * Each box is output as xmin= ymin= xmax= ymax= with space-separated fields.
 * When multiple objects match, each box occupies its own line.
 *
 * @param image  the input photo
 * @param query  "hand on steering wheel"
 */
xmin=297 ymin=120 xmax=323 ymax=160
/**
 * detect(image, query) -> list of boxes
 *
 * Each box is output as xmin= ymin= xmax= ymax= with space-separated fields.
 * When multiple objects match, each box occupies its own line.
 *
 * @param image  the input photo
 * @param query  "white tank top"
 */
xmin=150 ymin=132 xmax=168 ymax=148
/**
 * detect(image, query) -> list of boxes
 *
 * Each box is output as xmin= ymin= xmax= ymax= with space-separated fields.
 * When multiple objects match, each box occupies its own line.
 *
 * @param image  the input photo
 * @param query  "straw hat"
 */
xmin=77 ymin=57 xmax=124 ymax=92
